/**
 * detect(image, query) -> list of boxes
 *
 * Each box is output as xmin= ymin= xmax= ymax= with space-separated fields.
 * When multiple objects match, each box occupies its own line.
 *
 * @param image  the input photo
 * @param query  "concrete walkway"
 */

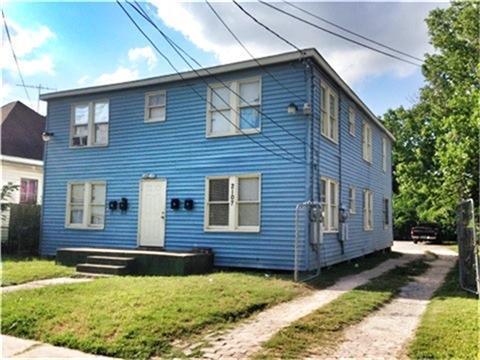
xmin=190 ymin=253 xmax=419 ymax=359
xmin=1 ymin=335 xmax=115 ymax=359
xmin=1 ymin=277 xmax=92 ymax=293
xmin=308 ymin=252 xmax=457 ymax=359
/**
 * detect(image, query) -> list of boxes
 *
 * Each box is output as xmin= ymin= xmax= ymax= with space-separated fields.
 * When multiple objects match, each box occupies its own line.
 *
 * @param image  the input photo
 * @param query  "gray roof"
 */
xmin=40 ymin=48 xmax=394 ymax=140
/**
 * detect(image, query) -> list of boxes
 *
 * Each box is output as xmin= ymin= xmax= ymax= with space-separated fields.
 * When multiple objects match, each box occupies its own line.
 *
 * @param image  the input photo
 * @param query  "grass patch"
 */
xmin=408 ymin=264 xmax=479 ymax=359
xmin=1 ymin=257 xmax=75 ymax=286
xmin=2 ymin=272 xmax=306 ymax=359
xmin=254 ymin=258 xmax=430 ymax=359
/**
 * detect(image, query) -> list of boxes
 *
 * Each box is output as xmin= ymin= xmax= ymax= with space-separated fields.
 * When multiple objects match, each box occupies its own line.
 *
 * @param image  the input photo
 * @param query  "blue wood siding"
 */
xmin=41 ymin=63 xmax=311 ymax=270
xmin=41 ymin=59 xmax=392 ymax=271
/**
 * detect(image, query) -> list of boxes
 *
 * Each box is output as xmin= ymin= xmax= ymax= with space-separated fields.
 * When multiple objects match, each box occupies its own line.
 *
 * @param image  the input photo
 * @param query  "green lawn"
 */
xmin=254 ymin=258 xmax=430 ymax=359
xmin=408 ymin=264 xmax=479 ymax=360
xmin=2 ymin=272 xmax=307 ymax=359
xmin=1 ymin=257 xmax=75 ymax=286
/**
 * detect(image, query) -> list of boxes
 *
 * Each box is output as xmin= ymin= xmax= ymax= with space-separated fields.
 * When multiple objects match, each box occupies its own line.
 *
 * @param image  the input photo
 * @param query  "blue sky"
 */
xmin=2 ymin=1 xmax=444 ymax=115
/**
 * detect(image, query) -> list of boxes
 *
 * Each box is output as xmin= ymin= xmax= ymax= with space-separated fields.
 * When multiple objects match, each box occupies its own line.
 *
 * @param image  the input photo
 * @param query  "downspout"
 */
xmin=338 ymin=96 xmax=345 ymax=255
xmin=39 ymin=102 xmax=49 ymax=258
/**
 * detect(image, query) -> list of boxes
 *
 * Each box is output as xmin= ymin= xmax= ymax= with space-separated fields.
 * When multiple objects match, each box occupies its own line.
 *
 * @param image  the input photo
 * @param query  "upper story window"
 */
xmin=362 ymin=122 xmax=372 ymax=163
xmin=320 ymin=84 xmax=338 ymax=143
xmin=205 ymin=174 xmax=261 ymax=232
xmin=66 ymin=181 xmax=106 ymax=229
xmin=320 ymin=177 xmax=339 ymax=232
xmin=382 ymin=137 xmax=387 ymax=172
xmin=363 ymin=189 xmax=373 ymax=231
xmin=145 ymin=90 xmax=166 ymax=122
xmin=20 ymin=178 xmax=38 ymax=204
xmin=71 ymin=101 xmax=109 ymax=147
xmin=206 ymin=77 xmax=261 ymax=137
xmin=348 ymin=107 xmax=355 ymax=136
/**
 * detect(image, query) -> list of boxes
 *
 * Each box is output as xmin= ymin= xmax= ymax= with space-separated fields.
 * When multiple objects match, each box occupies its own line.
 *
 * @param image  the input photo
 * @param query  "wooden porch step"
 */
xmin=76 ymin=263 xmax=128 ymax=275
xmin=86 ymin=255 xmax=135 ymax=266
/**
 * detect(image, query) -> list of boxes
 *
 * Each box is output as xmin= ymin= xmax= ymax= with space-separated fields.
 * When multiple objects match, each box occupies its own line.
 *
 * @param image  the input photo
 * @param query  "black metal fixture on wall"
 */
xmin=170 ymin=198 xmax=180 ymax=210
xmin=108 ymin=200 xmax=118 ymax=210
xmin=184 ymin=199 xmax=194 ymax=210
xmin=119 ymin=198 xmax=128 ymax=211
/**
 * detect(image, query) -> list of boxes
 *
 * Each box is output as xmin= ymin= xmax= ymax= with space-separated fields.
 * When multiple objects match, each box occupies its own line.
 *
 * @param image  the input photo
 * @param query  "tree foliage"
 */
xmin=382 ymin=1 xmax=479 ymax=239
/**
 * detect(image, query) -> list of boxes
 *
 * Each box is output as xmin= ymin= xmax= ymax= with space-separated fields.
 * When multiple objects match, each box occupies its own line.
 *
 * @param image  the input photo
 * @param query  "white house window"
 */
xmin=20 ymin=178 xmax=38 ymax=204
xmin=348 ymin=187 xmax=356 ymax=214
xmin=348 ymin=107 xmax=355 ymax=136
xmin=320 ymin=84 xmax=338 ymax=143
xmin=205 ymin=174 xmax=260 ymax=231
xmin=363 ymin=189 xmax=373 ymax=230
xmin=145 ymin=90 xmax=166 ymax=122
xmin=383 ymin=198 xmax=390 ymax=227
xmin=320 ymin=177 xmax=339 ymax=231
xmin=72 ymin=101 xmax=109 ymax=147
xmin=207 ymin=77 xmax=261 ymax=137
xmin=362 ymin=122 xmax=373 ymax=163
xmin=382 ymin=137 xmax=387 ymax=172
xmin=66 ymin=181 xmax=106 ymax=229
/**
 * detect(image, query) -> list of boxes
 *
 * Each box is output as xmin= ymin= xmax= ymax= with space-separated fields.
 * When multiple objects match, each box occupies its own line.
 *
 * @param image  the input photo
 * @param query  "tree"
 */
xmin=382 ymin=1 xmax=479 ymax=239
xmin=1 ymin=184 xmax=19 ymax=221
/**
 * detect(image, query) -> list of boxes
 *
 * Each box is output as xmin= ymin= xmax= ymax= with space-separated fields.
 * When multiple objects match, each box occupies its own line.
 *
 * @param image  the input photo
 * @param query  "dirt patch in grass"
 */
xmin=1 ymin=257 xmax=75 ymax=286
xmin=408 ymin=263 xmax=479 ymax=360
xmin=2 ymin=272 xmax=306 ymax=359
xmin=254 ymin=257 xmax=431 ymax=360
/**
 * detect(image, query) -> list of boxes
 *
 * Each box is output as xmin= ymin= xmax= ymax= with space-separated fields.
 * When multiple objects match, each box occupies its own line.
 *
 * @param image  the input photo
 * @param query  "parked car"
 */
xmin=411 ymin=223 xmax=441 ymax=243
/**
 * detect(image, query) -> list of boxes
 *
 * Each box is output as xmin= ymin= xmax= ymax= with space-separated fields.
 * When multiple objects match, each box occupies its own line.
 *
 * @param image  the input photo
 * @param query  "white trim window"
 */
xmin=348 ymin=107 xmax=355 ymax=136
xmin=382 ymin=137 xmax=387 ymax=172
xmin=362 ymin=122 xmax=373 ymax=163
xmin=348 ymin=186 xmax=356 ymax=214
xmin=320 ymin=84 xmax=338 ymax=143
xmin=320 ymin=177 xmax=339 ymax=232
xmin=206 ymin=77 xmax=261 ymax=137
xmin=71 ymin=101 xmax=109 ymax=147
xmin=383 ymin=197 xmax=390 ymax=227
xmin=205 ymin=174 xmax=260 ymax=232
xmin=363 ymin=189 xmax=373 ymax=230
xmin=145 ymin=90 xmax=166 ymax=122
xmin=66 ymin=181 xmax=106 ymax=229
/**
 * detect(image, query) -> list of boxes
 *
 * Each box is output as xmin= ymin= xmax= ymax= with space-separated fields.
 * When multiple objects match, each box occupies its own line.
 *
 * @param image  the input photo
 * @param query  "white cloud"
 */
xmin=147 ymin=1 xmax=439 ymax=85
xmin=128 ymin=46 xmax=157 ymax=70
xmin=1 ymin=19 xmax=55 ymax=77
xmin=77 ymin=75 xmax=90 ymax=86
xmin=94 ymin=66 xmax=139 ymax=86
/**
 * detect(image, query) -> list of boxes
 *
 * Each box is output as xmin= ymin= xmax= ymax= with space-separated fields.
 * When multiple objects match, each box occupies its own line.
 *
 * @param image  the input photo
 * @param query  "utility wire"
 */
xmin=282 ymin=0 xmax=424 ymax=63
xmin=257 ymin=1 xmax=422 ymax=67
xmin=129 ymin=0 xmax=309 ymax=151
xmin=116 ymin=1 xmax=305 ymax=165
xmin=205 ymin=0 xmax=306 ymax=104
xmin=2 ymin=10 xmax=30 ymax=101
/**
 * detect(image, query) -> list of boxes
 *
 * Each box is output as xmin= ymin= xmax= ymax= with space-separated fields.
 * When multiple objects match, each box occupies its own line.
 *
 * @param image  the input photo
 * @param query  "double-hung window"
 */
xmin=145 ymin=90 xmax=166 ymax=122
xmin=71 ymin=101 xmax=109 ymax=147
xmin=320 ymin=84 xmax=338 ymax=142
xmin=205 ymin=174 xmax=260 ymax=231
xmin=320 ymin=177 xmax=339 ymax=231
xmin=348 ymin=107 xmax=355 ymax=136
xmin=383 ymin=198 xmax=390 ymax=227
xmin=66 ymin=181 xmax=106 ymax=229
xmin=363 ymin=189 xmax=373 ymax=230
xmin=382 ymin=137 xmax=387 ymax=172
xmin=348 ymin=186 xmax=356 ymax=214
xmin=19 ymin=178 xmax=38 ymax=204
xmin=207 ymin=77 xmax=261 ymax=137
xmin=362 ymin=122 xmax=372 ymax=163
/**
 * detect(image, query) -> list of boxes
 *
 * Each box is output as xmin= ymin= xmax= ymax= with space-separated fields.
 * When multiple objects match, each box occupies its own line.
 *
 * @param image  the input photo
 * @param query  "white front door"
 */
xmin=138 ymin=179 xmax=166 ymax=247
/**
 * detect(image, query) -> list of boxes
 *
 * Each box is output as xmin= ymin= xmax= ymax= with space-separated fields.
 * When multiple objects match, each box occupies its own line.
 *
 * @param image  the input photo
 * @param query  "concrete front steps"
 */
xmin=76 ymin=256 xmax=135 ymax=275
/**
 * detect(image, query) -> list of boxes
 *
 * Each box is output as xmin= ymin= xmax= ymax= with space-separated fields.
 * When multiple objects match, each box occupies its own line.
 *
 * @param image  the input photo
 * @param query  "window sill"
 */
xmin=65 ymin=224 xmax=105 ymax=230
xmin=323 ymin=230 xmax=339 ymax=234
xmin=70 ymin=144 xmax=109 ymax=149
xmin=144 ymin=118 xmax=166 ymax=123
xmin=363 ymin=228 xmax=374 ymax=231
xmin=204 ymin=227 xmax=260 ymax=233
xmin=206 ymin=128 xmax=261 ymax=139
xmin=362 ymin=158 xmax=372 ymax=165
xmin=321 ymin=133 xmax=338 ymax=145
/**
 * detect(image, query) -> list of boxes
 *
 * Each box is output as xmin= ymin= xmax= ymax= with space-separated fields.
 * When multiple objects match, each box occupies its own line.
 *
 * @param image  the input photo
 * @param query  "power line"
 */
xmin=205 ymin=0 xmax=306 ymax=104
xmin=240 ymin=1 xmax=421 ymax=67
xmin=2 ymin=10 xmax=31 ymax=101
xmin=116 ymin=0 xmax=305 ymax=165
xmin=129 ymin=1 xmax=309 ymax=153
xmin=282 ymin=0 xmax=424 ymax=63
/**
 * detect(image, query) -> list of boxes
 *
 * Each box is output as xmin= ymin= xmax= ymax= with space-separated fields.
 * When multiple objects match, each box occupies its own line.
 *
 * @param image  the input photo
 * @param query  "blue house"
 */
xmin=40 ymin=48 xmax=393 ymax=274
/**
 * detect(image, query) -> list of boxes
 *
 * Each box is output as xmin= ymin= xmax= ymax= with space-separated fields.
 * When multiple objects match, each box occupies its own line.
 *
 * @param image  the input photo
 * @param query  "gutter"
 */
xmin=1 ymin=155 xmax=44 ymax=167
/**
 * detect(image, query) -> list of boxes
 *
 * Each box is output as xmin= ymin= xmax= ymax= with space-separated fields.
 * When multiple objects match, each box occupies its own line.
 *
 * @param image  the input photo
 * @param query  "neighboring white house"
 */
xmin=1 ymin=101 xmax=45 ymax=239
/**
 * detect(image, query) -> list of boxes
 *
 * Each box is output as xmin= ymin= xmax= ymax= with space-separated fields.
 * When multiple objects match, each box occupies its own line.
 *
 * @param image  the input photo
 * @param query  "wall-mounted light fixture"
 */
xmin=303 ymin=103 xmax=312 ymax=115
xmin=41 ymin=131 xmax=54 ymax=142
xmin=287 ymin=103 xmax=298 ymax=114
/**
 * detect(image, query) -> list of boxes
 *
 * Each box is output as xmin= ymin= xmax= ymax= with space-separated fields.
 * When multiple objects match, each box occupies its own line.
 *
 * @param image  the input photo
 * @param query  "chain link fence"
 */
xmin=456 ymin=199 xmax=479 ymax=294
